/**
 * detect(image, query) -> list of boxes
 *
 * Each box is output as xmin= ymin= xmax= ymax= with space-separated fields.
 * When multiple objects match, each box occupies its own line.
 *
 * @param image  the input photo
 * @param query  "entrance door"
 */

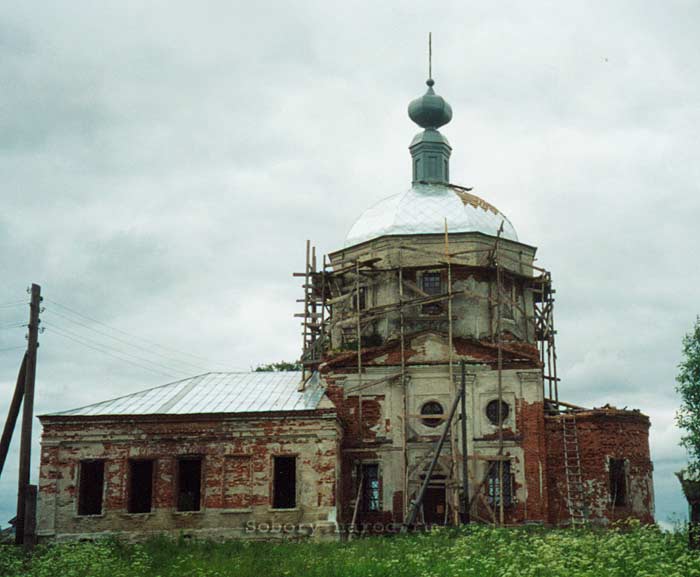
xmin=422 ymin=487 xmax=446 ymax=526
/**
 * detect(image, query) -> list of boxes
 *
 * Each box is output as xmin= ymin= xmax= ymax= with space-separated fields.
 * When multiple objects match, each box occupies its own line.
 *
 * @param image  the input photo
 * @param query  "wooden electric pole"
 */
xmin=0 ymin=353 xmax=27 ymax=476
xmin=15 ymin=284 xmax=41 ymax=547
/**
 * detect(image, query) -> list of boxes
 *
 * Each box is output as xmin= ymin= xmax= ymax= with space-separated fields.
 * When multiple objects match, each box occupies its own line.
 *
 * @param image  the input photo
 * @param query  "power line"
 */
xmin=0 ymin=346 xmax=25 ymax=353
xmin=44 ymin=321 xmax=190 ymax=378
xmin=0 ymin=322 xmax=26 ymax=330
xmin=0 ymin=302 xmax=27 ymax=309
xmin=44 ymin=298 xmax=236 ymax=369
xmin=45 ymin=325 xmax=182 ymax=380
xmin=43 ymin=323 xmax=187 ymax=380
xmin=43 ymin=308 xmax=210 ymax=374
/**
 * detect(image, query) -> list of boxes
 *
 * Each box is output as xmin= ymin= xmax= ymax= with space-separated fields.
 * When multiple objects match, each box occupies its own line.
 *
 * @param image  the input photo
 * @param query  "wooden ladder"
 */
xmin=561 ymin=414 xmax=587 ymax=526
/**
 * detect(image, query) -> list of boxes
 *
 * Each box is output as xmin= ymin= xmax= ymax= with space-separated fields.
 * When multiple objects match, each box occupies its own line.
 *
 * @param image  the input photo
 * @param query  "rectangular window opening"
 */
xmin=352 ymin=286 xmax=367 ymax=311
xmin=273 ymin=455 xmax=297 ymax=509
xmin=360 ymin=463 xmax=380 ymax=512
xmin=177 ymin=457 xmax=202 ymax=512
xmin=78 ymin=460 xmax=104 ymax=516
xmin=421 ymin=272 xmax=443 ymax=315
xmin=487 ymin=460 xmax=513 ymax=507
xmin=128 ymin=459 xmax=154 ymax=514
xmin=609 ymin=458 xmax=627 ymax=507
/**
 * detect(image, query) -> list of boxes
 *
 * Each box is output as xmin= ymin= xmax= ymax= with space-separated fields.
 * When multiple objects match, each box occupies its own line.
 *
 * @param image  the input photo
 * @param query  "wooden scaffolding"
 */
xmin=293 ymin=228 xmax=561 ymax=527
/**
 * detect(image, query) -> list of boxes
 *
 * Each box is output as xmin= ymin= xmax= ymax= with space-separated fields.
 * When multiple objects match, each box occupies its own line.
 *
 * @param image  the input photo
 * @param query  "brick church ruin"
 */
xmin=36 ymin=72 xmax=654 ymax=541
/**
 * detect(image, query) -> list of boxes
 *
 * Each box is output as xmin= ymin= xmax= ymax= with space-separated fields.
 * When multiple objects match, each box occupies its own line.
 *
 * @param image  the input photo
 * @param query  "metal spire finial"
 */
xmin=428 ymin=32 xmax=432 ymax=80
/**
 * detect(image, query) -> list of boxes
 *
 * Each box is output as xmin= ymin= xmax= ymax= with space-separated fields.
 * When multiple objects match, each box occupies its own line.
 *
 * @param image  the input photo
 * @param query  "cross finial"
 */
xmin=428 ymin=32 xmax=432 ymax=80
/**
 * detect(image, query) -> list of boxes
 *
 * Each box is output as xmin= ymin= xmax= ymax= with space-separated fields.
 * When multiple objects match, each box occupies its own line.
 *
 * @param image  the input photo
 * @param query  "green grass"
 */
xmin=0 ymin=521 xmax=697 ymax=577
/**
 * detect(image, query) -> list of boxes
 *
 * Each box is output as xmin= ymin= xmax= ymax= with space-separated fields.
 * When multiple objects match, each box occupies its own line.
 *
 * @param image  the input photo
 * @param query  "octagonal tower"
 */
xmin=294 ymin=70 xmax=652 ymax=532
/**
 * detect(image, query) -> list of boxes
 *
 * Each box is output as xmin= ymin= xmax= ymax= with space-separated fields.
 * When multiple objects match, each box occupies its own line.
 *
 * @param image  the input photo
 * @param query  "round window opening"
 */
xmin=486 ymin=400 xmax=510 ymax=426
xmin=420 ymin=401 xmax=444 ymax=428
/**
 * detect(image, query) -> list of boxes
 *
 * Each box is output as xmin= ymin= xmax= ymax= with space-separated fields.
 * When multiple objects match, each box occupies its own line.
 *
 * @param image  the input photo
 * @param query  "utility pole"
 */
xmin=460 ymin=361 xmax=470 ymax=524
xmin=15 ymin=284 xmax=41 ymax=547
xmin=0 ymin=354 xmax=27 ymax=476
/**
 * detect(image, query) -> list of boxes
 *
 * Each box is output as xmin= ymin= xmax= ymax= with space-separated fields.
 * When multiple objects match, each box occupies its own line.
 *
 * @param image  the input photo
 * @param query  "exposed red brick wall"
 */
xmin=545 ymin=410 xmax=654 ymax=526
xmin=323 ymin=375 xmax=391 ymax=526
xmin=40 ymin=386 xmax=655 ymax=538
xmin=321 ymin=334 xmax=540 ymax=372
xmin=517 ymin=399 xmax=549 ymax=523
xmin=469 ymin=399 xmax=548 ymax=525
xmin=38 ymin=413 xmax=340 ymax=538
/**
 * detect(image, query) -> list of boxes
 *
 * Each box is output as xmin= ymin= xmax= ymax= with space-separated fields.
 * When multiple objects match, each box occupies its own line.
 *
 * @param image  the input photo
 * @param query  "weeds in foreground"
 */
xmin=0 ymin=521 xmax=697 ymax=577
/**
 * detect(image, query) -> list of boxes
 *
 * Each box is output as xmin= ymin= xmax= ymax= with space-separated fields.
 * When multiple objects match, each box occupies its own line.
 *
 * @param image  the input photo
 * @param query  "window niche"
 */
xmin=78 ymin=460 xmax=105 ymax=516
xmin=609 ymin=458 xmax=627 ymax=507
xmin=176 ymin=457 xmax=202 ymax=512
xmin=223 ymin=455 xmax=252 ymax=509
xmin=128 ymin=459 xmax=154 ymax=514
xmin=272 ymin=455 xmax=297 ymax=509
xmin=500 ymin=278 xmax=516 ymax=321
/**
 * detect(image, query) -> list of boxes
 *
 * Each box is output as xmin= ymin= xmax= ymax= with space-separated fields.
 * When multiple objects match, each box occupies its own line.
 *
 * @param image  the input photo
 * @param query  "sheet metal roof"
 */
xmin=345 ymin=183 xmax=517 ymax=247
xmin=46 ymin=371 xmax=325 ymax=417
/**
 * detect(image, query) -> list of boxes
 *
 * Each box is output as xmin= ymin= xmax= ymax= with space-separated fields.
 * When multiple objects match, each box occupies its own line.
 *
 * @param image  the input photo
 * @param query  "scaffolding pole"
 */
xmin=296 ymin=237 xmax=560 ymax=527
xmin=493 ymin=225 xmax=506 ymax=527
xmin=399 ymin=251 xmax=409 ymax=515
xmin=402 ymin=378 xmax=464 ymax=531
xmin=444 ymin=220 xmax=460 ymax=523
xmin=355 ymin=259 xmax=363 ymax=437
xmin=460 ymin=360 xmax=470 ymax=524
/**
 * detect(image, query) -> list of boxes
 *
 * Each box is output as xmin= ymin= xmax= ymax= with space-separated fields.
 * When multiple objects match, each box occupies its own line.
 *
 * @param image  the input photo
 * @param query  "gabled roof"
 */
xmin=43 ymin=371 xmax=325 ymax=417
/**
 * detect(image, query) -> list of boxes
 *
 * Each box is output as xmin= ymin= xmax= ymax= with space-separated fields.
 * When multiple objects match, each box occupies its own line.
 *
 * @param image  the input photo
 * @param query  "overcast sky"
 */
xmin=0 ymin=0 xmax=697 ymax=528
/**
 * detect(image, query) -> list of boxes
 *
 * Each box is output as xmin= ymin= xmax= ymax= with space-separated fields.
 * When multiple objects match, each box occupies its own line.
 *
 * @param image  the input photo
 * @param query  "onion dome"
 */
xmin=408 ymin=79 xmax=453 ymax=129
xmin=408 ymin=78 xmax=453 ymax=184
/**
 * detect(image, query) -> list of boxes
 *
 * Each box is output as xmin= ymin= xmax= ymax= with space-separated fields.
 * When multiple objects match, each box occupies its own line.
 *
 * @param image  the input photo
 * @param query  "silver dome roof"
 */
xmin=345 ymin=183 xmax=517 ymax=247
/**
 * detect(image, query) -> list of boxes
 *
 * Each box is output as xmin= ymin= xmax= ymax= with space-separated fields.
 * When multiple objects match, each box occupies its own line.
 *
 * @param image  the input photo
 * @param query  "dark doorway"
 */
xmin=272 ymin=455 xmax=297 ymax=509
xmin=128 ymin=459 xmax=154 ymax=513
xmin=177 ymin=457 xmax=202 ymax=512
xmin=78 ymin=460 xmax=104 ymax=516
xmin=422 ymin=487 xmax=446 ymax=525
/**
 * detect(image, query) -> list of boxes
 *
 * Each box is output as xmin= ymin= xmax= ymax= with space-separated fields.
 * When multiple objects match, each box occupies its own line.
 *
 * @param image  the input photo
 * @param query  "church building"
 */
xmin=36 ymin=72 xmax=655 ymax=541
